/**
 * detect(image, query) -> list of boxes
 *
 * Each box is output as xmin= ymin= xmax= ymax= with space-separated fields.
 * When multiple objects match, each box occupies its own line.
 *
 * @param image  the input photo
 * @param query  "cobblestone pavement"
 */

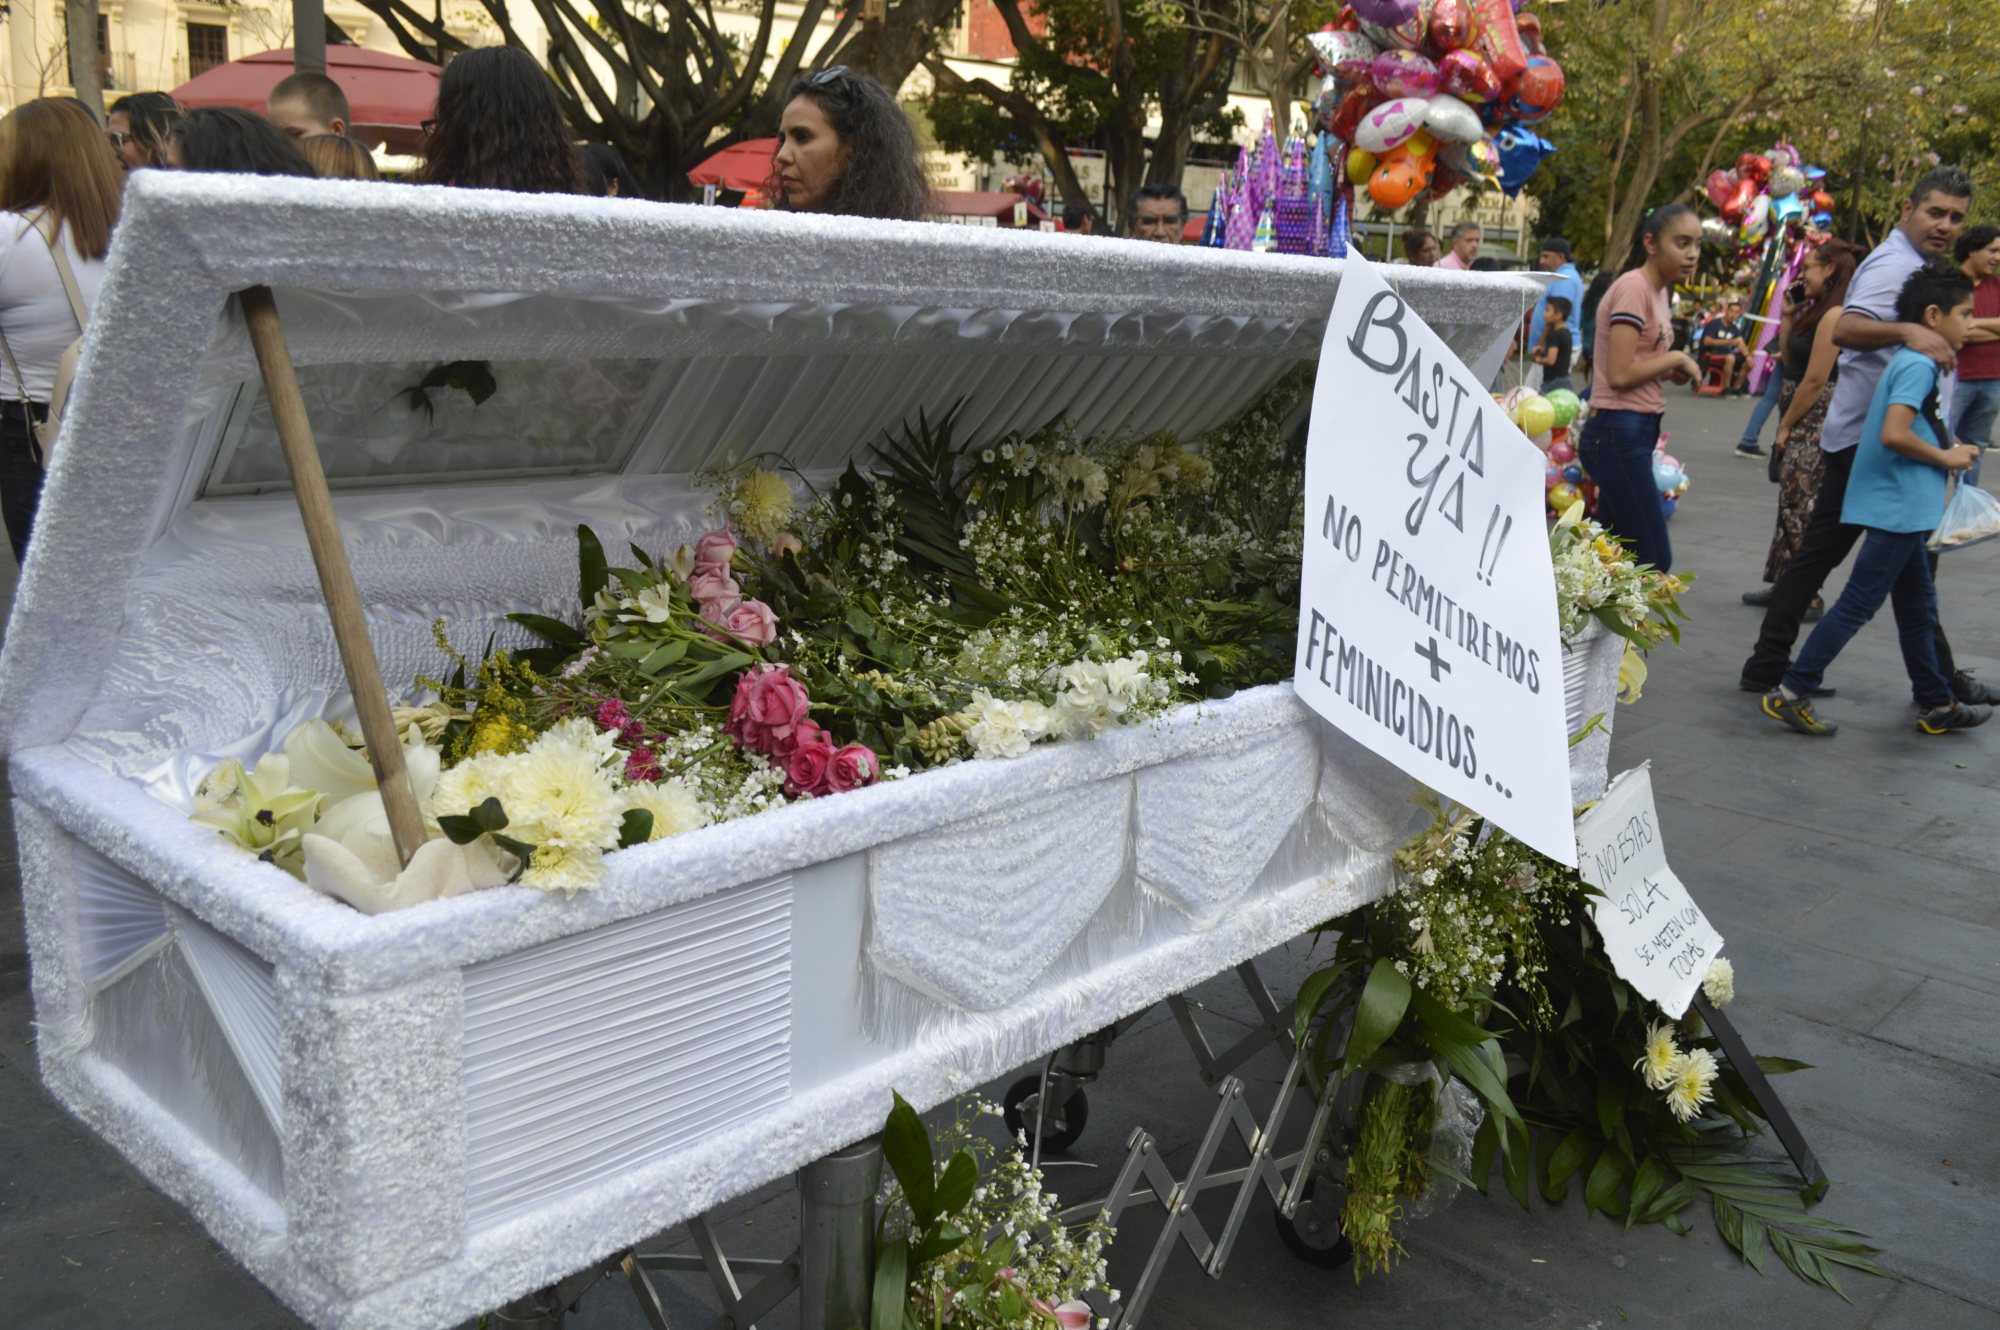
xmin=2 ymin=391 xmax=1994 ymax=1329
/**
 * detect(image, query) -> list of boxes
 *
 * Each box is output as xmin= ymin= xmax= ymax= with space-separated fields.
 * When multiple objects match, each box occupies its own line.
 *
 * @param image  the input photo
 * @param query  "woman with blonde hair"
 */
xmin=301 ymin=134 xmax=381 ymax=181
xmin=0 ymin=99 xmax=120 ymax=561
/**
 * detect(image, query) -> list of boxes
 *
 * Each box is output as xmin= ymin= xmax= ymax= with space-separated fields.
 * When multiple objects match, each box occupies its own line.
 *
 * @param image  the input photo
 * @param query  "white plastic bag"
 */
xmin=1929 ymin=477 xmax=2000 ymax=552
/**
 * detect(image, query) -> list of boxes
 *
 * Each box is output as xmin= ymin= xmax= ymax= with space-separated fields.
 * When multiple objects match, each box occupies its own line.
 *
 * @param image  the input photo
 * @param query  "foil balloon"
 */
xmin=1562 ymin=463 xmax=1583 ymax=485
xmin=1804 ymin=165 xmax=1827 ymax=184
xmin=1506 ymin=54 xmax=1564 ymax=122
xmin=1351 ymin=0 xmax=1421 ymax=22
xmin=1347 ymin=147 xmax=1378 ymax=185
xmin=1704 ymin=169 xmax=1738 ymax=210
xmin=1700 ymin=215 xmax=1736 ymax=248
xmin=1769 ymin=165 xmax=1806 ymax=199
xmin=1423 ymin=94 xmax=1485 ymax=143
xmin=1547 ymin=481 xmax=1582 ymax=512
xmin=1371 ymin=49 xmax=1442 ymax=98
xmin=1768 ymin=141 xmax=1802 ymax=171
xmin=1652 ymin=460 xmax=1684 ymax=492
xmin=1427 ymin=0 xmax=1476 ymax=50
xmin=1514 ymin=9 xmax=1545 ymax=54
xmin=1494 ymin=125 xmax=1553 ymax=195
xmin=1736 ymin=151 xmax=1772 ymax=184
xmin=1439 ymin=48 xmax=1503 ymax=102
xmin=1661 ymin=496 xmax=1678 ymax=518
xmin=1354 ymin=97 xmax=1430 ymax=153
xmin=1368 ymin=146 xmax=1433 ymax=210
xmin=1810 ymin=189 xmax=1836 ymax=214
xmin=1360 ymin=13 xmax=1429 ymax=51
xmin=1811 ymin=212 xmax=1834 ymax=229
xmin=1329 ymin=87 xmax=1374 ymax=141
xmin=1471 ymin=0 xmax=1528 ymax=90
xmin=1772 ymin=192 xmax=1806 ymax=223
xmin=1308 ymin=29 xmax=1379 ymax=84
xmin=1440 ymin=136 xmax=1499 ymax=179
xmin=1739 ymin=194 xmax=1771 ymax=245
xmin=1722 ymin=176 xmax=1757 ymax=223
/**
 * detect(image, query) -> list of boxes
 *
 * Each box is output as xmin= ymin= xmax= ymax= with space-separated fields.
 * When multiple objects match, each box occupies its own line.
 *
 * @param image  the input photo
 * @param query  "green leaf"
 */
xmin=1543 ymin=1128 xmax=1594 ymax=1204
xmin=911 ymin=1221 xmax=968 ymax=1267
xmin=507 ymin=613 xmax=585 ymax=648
xmin=437 ymin=814 xmax=482 ymax=845
xmin=870 ymin=1238 xmax=908 ymax=1330
xmin=577 ymin=525 xmax=610 ymax=609
xmin=618 ymin=808 xmax=653 ymax=849
xmin=1625 ymin=1156 xmax=1668 ymax=1230
xmin=881 ymin=1093 xmax=936 ymax=1228
xmin=1740 ymin=1211 xmax=1769 ymax=1274
xmin=684 ymin=650 xmax=755 ymax=689
xmin=933 ymin=1149 xmax=977 ymax=1218
xmin=628 ymin=542 xmax=654 ymax=568
xmin=1584 ymin=1147 xmax=1630 ymax=1217
xmin=1293 ymin=960 xmax=1357 ymax=1045
xmin=640 ymin=640 xmax=690 ymax=673
xmin=1753 ymin=1056 xmax=1815 ymax=1075
xmin=1469 ymin=1113 xmax=1499 ymax=1195
xmin=471 ymin=797 xmax=509 ymax=833
xmin=1343 ymin=959 xmax=1412 ymax=1070
xmin=1595 ymin=1074 xmax=1628 ymax=1142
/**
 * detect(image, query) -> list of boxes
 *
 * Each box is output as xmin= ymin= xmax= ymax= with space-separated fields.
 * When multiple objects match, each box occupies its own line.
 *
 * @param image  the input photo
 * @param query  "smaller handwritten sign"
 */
xmin=1574 ymin=764 xmax=1723 ymax=1017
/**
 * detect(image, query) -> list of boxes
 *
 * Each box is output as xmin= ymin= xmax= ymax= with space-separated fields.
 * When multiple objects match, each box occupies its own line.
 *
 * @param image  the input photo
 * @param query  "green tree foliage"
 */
xmin=923 ymin=0 xmax=1244 ymax=228
xmin=352 ymin=0 xmax=961 ymax=199
xmin=1530 ymin=0 xmax=2000 ymax=269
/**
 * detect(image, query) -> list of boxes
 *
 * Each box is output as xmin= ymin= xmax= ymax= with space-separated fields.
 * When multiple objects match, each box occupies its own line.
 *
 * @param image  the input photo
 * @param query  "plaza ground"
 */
xmin=1 ymin=389 xmax=1994 ymax=1328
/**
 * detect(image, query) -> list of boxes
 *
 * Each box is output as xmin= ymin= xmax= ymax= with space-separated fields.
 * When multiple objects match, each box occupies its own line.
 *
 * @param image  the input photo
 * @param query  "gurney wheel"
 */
xmin=1002 ymin=1075 xmax=1089 ymax=1153
xmin=1274 ymin=1177 xmax=1354 ymax=1269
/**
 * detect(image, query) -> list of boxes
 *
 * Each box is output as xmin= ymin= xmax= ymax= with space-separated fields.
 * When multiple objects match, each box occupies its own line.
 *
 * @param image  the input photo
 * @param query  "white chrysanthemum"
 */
xmin=1634 ymin=1020 xmax=1679 ymax=1091
xmin=1049 ymin=454 xmax=1109 ymax=505
xmin=729 ymin=468 xmax=795 ymax=541
xmin=431 ymin=753 xmax=515 ymax=820
xmin=531 ymin=717 xmax=621 ymax=765
xmin=500 ymin=744 xmax=627 ymax=862
xmin=522 ymin=841 xmax=605 ymax=893
xmin=623 ymin=777 xmax=710 ymax=840
xmin=1663 ymin=1047 xmax=1719 ymax=1122
xmin=1702 ymin=957 xmax=1735 ymax=1008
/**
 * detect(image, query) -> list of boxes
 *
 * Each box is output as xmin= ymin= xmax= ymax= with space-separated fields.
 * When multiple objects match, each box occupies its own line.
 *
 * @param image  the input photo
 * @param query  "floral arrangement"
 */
xmin=190 ymin=380 xmax=1312 ymax=909
xmin=1548 ymin=499 xmax=1692 ymax=647
xmin=1296 ymin=791 xmax=1886 ymax=1298
xmin=875 ymin=1092 xmax=1114 ymax=1329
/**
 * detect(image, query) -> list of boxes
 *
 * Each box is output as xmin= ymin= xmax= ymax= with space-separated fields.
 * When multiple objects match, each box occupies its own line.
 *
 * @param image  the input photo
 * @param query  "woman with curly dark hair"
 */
xmin=106 ymin=92 xmax=182 ymax=171
xmin=420 ymin=46 xmax=588 ymax=195
xmin=769 ymin=67 xmax=929 ymax=222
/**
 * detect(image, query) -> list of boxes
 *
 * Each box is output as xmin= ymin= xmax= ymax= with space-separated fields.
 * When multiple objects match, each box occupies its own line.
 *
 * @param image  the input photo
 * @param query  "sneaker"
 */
xmin=1762 ymin=689 xmax=1838 ymax=736
xmin=1917 ymin=701 xmax=1992 ymax=734
xmin=1950 ymin=670 xmax=1998 ymax=706
xmin=1741 ymin=588 xmax=1774 ymax=606
xmin=1734 ymin=444 xmax=1768 ymax=459
xmin=1803 ymin=599 xmax=1825 ymax=622
xmin=1740 ymin=676 xmax=1836 ymax=697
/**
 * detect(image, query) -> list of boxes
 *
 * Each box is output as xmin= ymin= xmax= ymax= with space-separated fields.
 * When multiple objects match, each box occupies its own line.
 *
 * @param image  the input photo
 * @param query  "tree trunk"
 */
xmin=65 ymin=0 xmax=103 ymax=119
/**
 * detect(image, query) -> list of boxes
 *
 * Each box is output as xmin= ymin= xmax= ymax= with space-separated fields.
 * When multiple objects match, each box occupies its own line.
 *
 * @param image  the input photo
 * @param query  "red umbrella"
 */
xmin=688 ymin=138 xmax=780 ymax=194
xmin=172 ymin=47 xmax=441 ymax=155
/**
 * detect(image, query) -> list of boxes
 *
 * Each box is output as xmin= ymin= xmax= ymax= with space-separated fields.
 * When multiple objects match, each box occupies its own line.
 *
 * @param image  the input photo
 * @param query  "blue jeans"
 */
xmin=1578 ymin=407 xmax=1671 ymax=571
xmin=1739 ymin=368 xmax=1784 ymax=448
xmin=1783 ymin=528 xmax=1951 ymax=708
xmin=1950 ymin=376 xmax=1999 ymax=487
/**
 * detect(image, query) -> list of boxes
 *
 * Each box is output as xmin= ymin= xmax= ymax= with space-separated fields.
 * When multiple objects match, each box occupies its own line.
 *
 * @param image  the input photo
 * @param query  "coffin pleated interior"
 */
xmin=0 ymin=174 xmax=1607 ymax=1329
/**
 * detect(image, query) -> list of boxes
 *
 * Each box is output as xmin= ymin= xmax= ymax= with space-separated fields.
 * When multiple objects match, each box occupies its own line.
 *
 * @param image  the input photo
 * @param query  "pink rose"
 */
xmin=824 ymin=743 xmax=878 ymax=793
xmin=767 ymin=717 xmax=824 ymax=761
xmin=784 ymin=735 xmax=835 ymax=796
xmin=692 ymin=528 xmax=738 ymax=569
xmin=726 ymin=664 xmax=811 ymax=752
xmin=768 ymin=531 xmax=804 ymax=559
xmin=703 ymin=596 xmax=779 ymax=647
xmin=688 ymin=567 xmax=740 ymax=605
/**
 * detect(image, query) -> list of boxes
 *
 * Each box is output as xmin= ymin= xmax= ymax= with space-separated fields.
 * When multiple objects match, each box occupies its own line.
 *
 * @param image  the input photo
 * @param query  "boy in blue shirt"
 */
xmin=1763 ymin=263 xmax=1989 ymax=736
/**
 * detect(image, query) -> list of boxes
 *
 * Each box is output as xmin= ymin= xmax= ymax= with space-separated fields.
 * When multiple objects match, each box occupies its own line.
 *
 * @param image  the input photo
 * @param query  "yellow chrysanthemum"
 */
xmin=1663 ymin=1048 xmax=1719 ymax=1122
xmin=1634 ymin=1019 xmax=1679 ymax=1091
xmin=521 ymin=842 xmax=605 ymax=894
xmin=729 ymin=468 xmax=795 ymax=542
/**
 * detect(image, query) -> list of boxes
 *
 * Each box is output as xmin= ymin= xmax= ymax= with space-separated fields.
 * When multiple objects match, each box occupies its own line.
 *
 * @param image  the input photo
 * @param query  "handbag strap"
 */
xmin=29 ymin=212 xmax=89 ymax=336
xmin=0 ymin=322 xmax=37 ymax=410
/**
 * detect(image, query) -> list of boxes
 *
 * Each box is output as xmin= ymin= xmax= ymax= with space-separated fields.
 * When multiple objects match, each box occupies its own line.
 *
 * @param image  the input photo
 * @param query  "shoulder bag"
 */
xmin=0 ymin=211 xmax=90 ymax=461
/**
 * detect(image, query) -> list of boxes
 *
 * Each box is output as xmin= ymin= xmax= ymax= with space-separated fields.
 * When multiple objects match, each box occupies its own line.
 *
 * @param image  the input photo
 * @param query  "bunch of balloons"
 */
xmin=1309 ymin=0 xmax=1564 ymax=214
xmin=1652 ymin=439 xmax=1690 ymax=519
xmin=1702 ymin=142 xmax=1836 ymax=250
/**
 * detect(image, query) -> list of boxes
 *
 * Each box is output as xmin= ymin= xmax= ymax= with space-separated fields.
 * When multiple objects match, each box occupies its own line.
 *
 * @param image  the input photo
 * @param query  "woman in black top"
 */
xmin=1749 ymin=239 xmax=1861 ymax=600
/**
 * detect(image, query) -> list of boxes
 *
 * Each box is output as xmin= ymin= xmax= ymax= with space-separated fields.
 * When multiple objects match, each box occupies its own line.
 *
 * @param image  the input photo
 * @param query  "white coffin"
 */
xmin=0 ymin=174 xmax=1546 ymax=1329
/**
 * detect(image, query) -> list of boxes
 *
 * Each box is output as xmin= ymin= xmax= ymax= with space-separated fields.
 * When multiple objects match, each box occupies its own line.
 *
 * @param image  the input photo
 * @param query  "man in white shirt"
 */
xmin=1740 ymin=165 xmax=1992 ymax=704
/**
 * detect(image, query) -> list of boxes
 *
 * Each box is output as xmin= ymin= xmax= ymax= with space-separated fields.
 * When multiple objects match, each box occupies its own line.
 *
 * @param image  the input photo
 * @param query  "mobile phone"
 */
xmin=1787 ymin=280 xmax=1807 ymax=304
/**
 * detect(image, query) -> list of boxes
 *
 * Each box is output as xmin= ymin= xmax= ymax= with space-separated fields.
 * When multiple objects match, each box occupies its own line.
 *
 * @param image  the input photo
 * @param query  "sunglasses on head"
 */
xmin=806 ymin=65 xmax=850 ymax=88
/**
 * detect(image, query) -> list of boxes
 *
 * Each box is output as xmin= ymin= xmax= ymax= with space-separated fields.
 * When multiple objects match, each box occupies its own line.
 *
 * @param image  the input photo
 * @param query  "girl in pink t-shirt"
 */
xmin=1578 ymin=204 xmax=1704 ymax=571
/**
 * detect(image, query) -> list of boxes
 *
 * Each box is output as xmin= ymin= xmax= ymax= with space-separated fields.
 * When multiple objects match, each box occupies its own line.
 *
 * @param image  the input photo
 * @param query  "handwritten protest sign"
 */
xmin=1293 ymin=256 xmax=1574 ymax=864
xmin=1575 ymin=765 xmax=1724 ymax=1017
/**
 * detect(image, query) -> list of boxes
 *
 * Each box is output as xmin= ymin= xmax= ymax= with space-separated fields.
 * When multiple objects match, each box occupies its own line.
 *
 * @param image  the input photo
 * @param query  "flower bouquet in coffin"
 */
xmin=187 ymin=383 xmax=1315 ymax=912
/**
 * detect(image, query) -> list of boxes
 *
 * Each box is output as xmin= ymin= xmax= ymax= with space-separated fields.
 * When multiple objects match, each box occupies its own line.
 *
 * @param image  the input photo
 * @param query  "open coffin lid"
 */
xmin=0 ymin=173 xmax=1543 ymax=1329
